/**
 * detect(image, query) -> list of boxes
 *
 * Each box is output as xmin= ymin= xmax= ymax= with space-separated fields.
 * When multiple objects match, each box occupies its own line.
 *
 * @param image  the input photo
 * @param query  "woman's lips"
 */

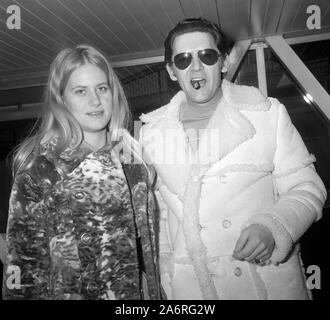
xmin=86 ymin=110 xmax=104 ymax=117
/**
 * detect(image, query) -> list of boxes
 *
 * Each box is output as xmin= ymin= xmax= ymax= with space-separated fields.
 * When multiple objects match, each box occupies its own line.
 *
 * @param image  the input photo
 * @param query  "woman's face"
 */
xmin=62 ymin=63 xmax=112 ymax=137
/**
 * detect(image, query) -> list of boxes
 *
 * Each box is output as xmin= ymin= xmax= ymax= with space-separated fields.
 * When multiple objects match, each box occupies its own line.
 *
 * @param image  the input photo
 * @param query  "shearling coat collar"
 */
xmin=140 ymin=79 xmax=271 ymax=166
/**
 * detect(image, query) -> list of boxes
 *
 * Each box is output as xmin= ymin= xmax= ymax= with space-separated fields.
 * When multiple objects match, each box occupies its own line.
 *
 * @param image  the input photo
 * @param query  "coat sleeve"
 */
xmin=247 ymin=99 xmax=327 ymax=264
xmin=2 ymin=167 xmax=52 ymax=299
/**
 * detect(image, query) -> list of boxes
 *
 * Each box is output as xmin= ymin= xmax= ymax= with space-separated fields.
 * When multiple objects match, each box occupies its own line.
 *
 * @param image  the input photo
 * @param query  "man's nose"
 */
xmin=89 ymin=90 xmax=101 ymax=107
xmin=191 ymin=54 xmax=203 ymax=71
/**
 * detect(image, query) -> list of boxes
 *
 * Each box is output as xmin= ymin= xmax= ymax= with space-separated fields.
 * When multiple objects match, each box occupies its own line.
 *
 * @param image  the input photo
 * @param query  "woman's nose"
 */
xmin=89 ymin=90 xmax=101 ymax=107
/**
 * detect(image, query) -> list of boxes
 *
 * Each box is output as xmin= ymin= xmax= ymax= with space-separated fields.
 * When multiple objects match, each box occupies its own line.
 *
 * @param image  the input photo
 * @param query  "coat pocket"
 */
xmin=257 ymin=253 xmax=310 ymax=300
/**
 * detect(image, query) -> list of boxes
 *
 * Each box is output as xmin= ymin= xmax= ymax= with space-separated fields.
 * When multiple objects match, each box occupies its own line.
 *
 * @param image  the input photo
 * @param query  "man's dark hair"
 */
xmin=164 ymin=17 xmax=230 ymax=65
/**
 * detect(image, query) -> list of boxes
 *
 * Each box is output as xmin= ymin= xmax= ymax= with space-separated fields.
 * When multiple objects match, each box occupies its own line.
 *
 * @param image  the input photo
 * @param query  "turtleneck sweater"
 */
xmin=179 ymin=97 xmax=221 ymax=152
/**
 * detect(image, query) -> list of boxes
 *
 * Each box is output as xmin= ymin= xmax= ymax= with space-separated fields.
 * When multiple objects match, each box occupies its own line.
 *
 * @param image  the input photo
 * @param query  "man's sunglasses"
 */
xmin=173 ymin=49 xmax=220 ymax=70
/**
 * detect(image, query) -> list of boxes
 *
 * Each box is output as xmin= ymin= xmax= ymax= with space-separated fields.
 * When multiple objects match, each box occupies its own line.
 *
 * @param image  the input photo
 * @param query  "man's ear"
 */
xmin=166 ymin=63 xmax=177 ymax=81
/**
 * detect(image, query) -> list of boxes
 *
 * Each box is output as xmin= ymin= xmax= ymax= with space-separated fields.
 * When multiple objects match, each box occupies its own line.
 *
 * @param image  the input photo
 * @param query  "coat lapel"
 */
xmin=198 ymin=91 xmax=256 ymax=165
xmin=141 ymin=79 xmax=270 ymax=196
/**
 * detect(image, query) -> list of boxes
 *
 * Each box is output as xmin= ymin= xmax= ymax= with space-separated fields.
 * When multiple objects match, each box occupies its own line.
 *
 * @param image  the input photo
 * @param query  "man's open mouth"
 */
xmin=191 ymin=78 xmax=206 ymax=90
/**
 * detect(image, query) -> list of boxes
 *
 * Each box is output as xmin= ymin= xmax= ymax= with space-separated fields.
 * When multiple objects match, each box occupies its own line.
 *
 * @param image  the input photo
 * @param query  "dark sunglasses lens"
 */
xmin=199 ymin=49 xmax=219 ymax=65
xmin=174 ymin=53 xmax=192 ymax=70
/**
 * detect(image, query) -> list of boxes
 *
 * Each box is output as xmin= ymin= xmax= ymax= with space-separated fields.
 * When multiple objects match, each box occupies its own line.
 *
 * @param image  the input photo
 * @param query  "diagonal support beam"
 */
xmin=266 ymin=35 xmax=330 ymax=121
xmin=0 ymin=233 xmax=6 ymax=264
xmin=0 ymin=103 xmax=42 ymax=122
xmin=225 ymin=39 xmax=252 ymax=82
xmin=255 ymin=43 xmax=267 ymax=97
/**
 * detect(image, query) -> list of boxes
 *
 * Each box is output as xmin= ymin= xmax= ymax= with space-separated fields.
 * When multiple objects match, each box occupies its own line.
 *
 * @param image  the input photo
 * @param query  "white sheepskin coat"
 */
xmin=140 ymin=79 xmax=327 ymax=300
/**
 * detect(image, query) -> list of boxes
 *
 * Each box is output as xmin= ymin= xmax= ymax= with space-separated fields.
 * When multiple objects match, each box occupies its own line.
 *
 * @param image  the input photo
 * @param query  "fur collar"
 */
xmin=140 ymin=80 xmax=271 ymax=167
xmin=140 ymin=79 xmax=270 ymax=123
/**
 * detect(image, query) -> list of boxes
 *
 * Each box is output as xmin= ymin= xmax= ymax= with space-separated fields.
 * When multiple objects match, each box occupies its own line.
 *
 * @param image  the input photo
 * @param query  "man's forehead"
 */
xmin=172 ymin=31 xmax=216 ymax=52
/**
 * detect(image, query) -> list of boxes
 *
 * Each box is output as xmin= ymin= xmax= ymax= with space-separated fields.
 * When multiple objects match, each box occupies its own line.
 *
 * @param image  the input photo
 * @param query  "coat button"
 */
xmin=81 ymin=233 xmax=93 ymax=244
xmin=61 ymin=208 xmax=72 ymax=216
xmin=74 ymin=191 xmax=85 ymax=200
xmin=219 ymin=175 xmax=227 ymax=183
xmin=222 ymin=219 xmax=232 ymax=229
xmin=234 ymin=267 xmax=242 ymax=277
xmin=87 ymin=282 xmax=98 ymax=293
xmin=199 ymin=223 xmax=207 ymax=230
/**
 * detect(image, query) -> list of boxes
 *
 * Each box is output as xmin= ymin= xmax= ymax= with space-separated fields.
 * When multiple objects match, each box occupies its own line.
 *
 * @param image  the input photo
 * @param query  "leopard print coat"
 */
xmin=2 ymin=139 xmax=162 ymax=300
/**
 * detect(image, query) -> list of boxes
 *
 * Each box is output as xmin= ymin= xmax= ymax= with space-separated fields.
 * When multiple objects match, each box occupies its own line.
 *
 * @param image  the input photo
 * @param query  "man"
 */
xmin=140 ymin=18 xmax=326 ymax=299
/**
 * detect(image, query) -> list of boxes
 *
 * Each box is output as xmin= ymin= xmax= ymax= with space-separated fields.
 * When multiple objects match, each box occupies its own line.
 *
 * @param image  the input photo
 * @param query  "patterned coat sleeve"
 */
xmin=3 ymin=156 xmax=59 ymax=299
xmin=153 ymin=177 xmax=175 ymax=299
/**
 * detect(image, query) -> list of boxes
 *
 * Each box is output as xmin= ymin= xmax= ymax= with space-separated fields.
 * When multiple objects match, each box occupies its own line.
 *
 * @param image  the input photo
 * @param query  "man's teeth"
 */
xmin=191 ymin=79 xmax=206 ymax=89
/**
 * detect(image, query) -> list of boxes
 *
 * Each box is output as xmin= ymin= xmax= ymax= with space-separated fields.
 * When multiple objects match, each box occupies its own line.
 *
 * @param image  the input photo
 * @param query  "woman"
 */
xmin=2 ymin=45 xmax=162 ymax=300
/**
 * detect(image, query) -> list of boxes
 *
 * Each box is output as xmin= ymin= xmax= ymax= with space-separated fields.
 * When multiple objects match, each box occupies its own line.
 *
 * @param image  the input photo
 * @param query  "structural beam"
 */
xmin=266 ymin=35 xmax=330 ymax=121
xmin=285 ymin=32 xmax=330 ymax=45
xmin=0 ymin=50 xmax=164 ymax=91
xmin=255 ymin=43 xmax=268 ymax=97
xmin=225 ymin=39 xmax=252 ymax=82
xmin=0 ymin=233 xmax=5 ymax=264
xmin=0 ymin=103 xmax=42 ymax=122
xmin=110 ymin=49 xmax=164 ymax=68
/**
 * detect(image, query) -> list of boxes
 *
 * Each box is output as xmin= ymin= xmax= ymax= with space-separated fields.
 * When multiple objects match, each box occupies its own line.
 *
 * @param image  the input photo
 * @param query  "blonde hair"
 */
xmin=13 ymin=44 xmax=132 ymax=176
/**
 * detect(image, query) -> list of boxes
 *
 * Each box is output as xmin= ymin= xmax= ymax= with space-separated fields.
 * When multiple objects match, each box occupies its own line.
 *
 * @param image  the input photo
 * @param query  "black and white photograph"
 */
xmin=0 ymin=0 xmax=329 ymax=306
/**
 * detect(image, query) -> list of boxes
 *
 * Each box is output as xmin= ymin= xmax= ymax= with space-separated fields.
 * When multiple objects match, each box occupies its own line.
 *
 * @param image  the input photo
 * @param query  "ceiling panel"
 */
xmin=216 ymin=0 xmax=236 ymax=39
xmin=323 ymin=2 xmax=330 ymax=20
xmin=0 ymin=40 xmax=42 ymax=66
xmin=0 ymin=55 xmax=22 ymax=69
xmin=138 ymin=0 xmax=174 ymax=39
xmin=12 ymin=0 xmax=77 ymax=50
xmin=234 ymin=0 xmax=252 ymax=39
xmin=250 ymin=0 xmax=269 ymax=37
xmin=121 ymin=0 xmax=164 ymax=49
xmin=157 ymin=0 xmax=185 ymax=28
xmin=0 ymin=0 xmax=329 ymax=91
xmin=196 ymin=0 xmax=220 ymax=24
xmin=103 ymin=0 xmax=158 ymax=51
xmin=261 ymin=0 xmax=285 ymax=36
xmin=39 ymin=0 xmax=119 ymax=54
xmin=288 ymin=0 xmax=319 ymax=31
xmin=178 ymin=0 xmax=203 ymax=18
xmin=83 ymin=0 xmax=144 ymax=52
xmin=276 ymin=0 xmax=306 ymax=34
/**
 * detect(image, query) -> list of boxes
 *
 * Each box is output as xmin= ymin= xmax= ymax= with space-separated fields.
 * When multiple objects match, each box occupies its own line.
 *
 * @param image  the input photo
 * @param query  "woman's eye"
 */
xmin=75 ymin=89 xmax=86 ymax=95
xmin=97 ymin=86 xmax=109 ymax=93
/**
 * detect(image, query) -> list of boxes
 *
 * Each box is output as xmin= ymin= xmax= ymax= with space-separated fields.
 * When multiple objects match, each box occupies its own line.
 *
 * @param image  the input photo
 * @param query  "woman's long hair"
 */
xmin=13 ymin=44 xmax=132 ymax=177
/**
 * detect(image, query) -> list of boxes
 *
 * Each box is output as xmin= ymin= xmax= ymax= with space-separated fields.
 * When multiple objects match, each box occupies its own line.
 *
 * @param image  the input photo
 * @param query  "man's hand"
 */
xmin=232 ymin=224 xmax=275 ymax=264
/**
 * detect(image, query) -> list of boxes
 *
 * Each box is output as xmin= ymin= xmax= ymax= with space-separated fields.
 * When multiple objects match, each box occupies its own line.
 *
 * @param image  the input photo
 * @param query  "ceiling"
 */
xmin=0 ymin=0 xmax=330 ymax=92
